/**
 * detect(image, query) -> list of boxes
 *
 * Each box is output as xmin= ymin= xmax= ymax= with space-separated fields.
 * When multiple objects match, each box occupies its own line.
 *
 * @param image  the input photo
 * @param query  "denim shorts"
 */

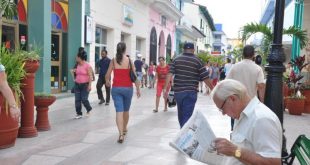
xmin=136 ymin=72 xmax=143 ymax=81
xmin=111 ymin=87 xmax=133 ymax=112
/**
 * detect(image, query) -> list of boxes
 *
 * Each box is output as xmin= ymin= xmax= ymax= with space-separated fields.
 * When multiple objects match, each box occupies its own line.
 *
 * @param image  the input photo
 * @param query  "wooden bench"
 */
xmin=282 ymin=135 xmax=310 ymax=165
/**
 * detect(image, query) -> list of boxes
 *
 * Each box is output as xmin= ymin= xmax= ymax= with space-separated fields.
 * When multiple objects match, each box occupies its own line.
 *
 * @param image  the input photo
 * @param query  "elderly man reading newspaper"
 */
xmin=170 ymin=79 xmax=282 ymax=165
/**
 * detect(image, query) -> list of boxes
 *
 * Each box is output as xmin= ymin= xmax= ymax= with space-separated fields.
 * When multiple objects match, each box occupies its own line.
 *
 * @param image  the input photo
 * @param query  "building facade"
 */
xmin=1 ymin=0 xmax=90 ymax=93
xmin=212 ymin=24 xmax=228 ymax=56
xmin=182 ymin=3 xmax=215 ymax=53
xmin=90 ymin=0 xmax=149 ymax=71
xmin=147 ymin=0 xmax=182 ymax=64
xmin=258 ymin=0 xmax=310 ymax=63
xmin=176 ymin=1 xmax=207 ymax=55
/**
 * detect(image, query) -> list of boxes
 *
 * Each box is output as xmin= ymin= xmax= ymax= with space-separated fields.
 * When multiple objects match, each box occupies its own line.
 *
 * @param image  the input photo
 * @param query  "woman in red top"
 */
xmin=105 ymin=42 xmax=141 ymax=143
xmin=153 ymin=57 xmax=170 ymax=113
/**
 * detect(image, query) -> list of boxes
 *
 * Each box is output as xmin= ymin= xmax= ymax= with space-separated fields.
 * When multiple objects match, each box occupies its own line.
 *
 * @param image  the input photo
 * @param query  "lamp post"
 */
xmin=264 ymin=0 xmax=287 ymax=156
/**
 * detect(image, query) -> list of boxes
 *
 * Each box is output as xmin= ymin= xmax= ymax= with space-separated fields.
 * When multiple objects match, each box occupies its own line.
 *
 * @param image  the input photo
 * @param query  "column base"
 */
xmin=18 ymin=126 xmax=38 ymax=138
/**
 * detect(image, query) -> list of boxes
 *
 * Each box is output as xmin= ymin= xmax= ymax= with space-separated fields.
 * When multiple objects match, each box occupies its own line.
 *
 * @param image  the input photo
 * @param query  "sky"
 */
xmin=194 ymin=0 xmax=264 ymax=38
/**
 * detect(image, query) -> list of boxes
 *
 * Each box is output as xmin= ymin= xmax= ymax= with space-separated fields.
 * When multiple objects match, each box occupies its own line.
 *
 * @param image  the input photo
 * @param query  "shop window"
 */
xmin=136 ymin=38 xmax=142 ymax=55
xmin=95 ymin=27 xmax=107 ymax=73
xmin=161 ymin=16 xmax=167 ymax=27
xmin=1 ymin=25 xmax=16 ymax=50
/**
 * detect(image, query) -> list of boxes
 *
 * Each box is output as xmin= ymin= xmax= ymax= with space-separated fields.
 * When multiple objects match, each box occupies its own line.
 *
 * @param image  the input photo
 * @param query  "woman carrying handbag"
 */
xmin=105 ymin=42 xmax=141 ymax=143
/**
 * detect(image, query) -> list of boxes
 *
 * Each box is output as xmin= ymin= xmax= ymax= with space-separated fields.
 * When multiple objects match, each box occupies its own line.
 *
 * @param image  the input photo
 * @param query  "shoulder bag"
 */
xmin=128 ymin=58 xmax=137 ymax=83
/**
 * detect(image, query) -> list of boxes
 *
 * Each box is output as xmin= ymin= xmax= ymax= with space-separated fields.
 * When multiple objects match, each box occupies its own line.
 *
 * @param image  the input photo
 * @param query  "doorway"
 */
xmin=150 ymin=27 xmax=157 ymax=65
xmin=51 ymin=32 xmax=62 ymax=93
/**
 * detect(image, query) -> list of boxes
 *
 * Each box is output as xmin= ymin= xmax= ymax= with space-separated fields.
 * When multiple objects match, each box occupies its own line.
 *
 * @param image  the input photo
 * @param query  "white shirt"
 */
xmin=224 ymin=97 xmax=282 ymax=165
xmin=224 ymin=63 xmax=233 ymax=76
xmin=226 ymin=59 xmax=265 ymax=98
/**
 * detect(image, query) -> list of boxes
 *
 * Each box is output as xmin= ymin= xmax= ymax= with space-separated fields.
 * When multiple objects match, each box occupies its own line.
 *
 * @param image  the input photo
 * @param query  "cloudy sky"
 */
xmin=194 ymin=0 xmax=265 ymax=38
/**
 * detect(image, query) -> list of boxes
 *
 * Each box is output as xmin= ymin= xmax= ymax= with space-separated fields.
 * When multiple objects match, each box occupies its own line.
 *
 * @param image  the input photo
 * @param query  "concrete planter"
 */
xmin=18 ymin=60 xmax=40 ymax=138
xmin=34 ymin=96 xmax=56 ymax=131
xmin=0 ymin=93 xmax=19 ymax=149
xmin=286 ymin=98 xmax=305 ymax=115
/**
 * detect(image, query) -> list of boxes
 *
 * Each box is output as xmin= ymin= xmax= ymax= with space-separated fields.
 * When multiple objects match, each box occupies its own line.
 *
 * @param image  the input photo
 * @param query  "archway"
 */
xmin=149 ymin=27 xmax=157 ymax=65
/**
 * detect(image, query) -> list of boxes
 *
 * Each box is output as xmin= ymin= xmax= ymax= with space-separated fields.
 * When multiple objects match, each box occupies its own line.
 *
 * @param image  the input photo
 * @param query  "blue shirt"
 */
xmin=134 ymin=60 xmax=143 ymax=72
xmin=98 ymin=57 xmax=111 ymax=78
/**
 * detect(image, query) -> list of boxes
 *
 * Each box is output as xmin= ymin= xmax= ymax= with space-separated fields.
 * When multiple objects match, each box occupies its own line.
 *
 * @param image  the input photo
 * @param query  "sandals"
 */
xmin=153 ymin=109 xmax=158 ymax=113
xmin=164 ymin=109 xmax=168 ymax=112
xmin=123 ymin=130 xmax=128 ymax=135
xmin=117 ymin=135 xmax=124 ymax=143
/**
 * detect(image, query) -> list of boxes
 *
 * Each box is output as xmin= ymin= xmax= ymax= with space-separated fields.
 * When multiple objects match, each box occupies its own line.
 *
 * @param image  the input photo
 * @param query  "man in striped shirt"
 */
xmin=164 ymin=42 xmax=213 ymax=128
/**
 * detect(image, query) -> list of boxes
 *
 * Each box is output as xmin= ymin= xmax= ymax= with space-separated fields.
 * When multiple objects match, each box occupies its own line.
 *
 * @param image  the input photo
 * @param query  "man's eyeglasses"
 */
xmin=219 ymin=97 xmax=228 ymax=112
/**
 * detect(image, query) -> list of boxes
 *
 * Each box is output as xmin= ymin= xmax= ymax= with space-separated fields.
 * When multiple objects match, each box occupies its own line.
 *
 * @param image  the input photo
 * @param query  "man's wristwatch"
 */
xmin=234 ymin=147 xmax=242 ymax=158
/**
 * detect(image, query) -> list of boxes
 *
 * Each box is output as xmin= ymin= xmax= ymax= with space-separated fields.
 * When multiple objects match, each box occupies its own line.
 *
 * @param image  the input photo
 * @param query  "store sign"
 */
xmin=211 ymin=51 xmax=221 ymax=56
xmin=123 ymin=5 xmax=133 ymax=26
xmin=85 ymin=15 xmax=94 ymax=44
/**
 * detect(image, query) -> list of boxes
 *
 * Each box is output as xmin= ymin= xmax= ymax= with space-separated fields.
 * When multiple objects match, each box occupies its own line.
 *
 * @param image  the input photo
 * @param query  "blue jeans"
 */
xmin=111 ymin=87 xmax=133 ymax=112
xmin=74 ymin=82 xmax=92 ymax=115
xmin=175 ymin=91 xmax=198 ymax=128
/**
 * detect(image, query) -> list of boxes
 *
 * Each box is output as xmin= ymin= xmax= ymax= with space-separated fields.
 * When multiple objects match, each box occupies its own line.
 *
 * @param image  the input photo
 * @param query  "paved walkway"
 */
xmin=0 ymin=88 xmax=309 ymax=165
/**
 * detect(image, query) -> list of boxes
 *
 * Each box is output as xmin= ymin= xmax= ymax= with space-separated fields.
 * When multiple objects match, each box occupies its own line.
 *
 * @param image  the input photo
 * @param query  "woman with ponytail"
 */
xmin=105 ymin=42 xmax=141 ymax=143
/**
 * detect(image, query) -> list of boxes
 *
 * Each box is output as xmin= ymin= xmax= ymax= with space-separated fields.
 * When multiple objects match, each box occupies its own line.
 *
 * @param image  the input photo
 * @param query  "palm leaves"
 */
xmin=0 ymin=0 xmax=17 ymax=20
xmin=283 ymin=26 xmax=309 ymax=49
xmin=241 ymin=22 xmax=308 ymax=49
xmin=241 ymin=23 xmax=273 ymax=44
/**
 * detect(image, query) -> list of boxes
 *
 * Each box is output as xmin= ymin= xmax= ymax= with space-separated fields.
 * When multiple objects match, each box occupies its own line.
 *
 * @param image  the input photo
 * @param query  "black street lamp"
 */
xmin=264 ymin=0 xmax=287 ymax=156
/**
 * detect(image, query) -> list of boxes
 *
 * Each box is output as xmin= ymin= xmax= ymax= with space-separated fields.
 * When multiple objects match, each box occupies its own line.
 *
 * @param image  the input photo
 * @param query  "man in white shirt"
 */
xmin=226 ymin=45 xmax=265 ymax=101
xmin=226 ymin=45 xmax=265 ymax=130
xmin=224 ymin=58 xmax=233 ymax=76
xmin=211 ymin=79 xmax=282 ymax=165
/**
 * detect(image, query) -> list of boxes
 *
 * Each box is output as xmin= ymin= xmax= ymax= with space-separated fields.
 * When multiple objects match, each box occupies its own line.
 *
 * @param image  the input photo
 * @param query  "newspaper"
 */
xmin=169 ymin=110 xmax=224 ymax=165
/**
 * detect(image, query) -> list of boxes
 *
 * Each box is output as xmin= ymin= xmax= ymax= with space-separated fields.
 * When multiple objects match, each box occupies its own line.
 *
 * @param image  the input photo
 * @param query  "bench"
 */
xmin=282 ymin=135 xmax=310 ymax=165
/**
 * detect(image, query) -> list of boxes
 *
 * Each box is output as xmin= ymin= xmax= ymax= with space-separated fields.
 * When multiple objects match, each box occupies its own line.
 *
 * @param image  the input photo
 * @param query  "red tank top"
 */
xmin=112 ymin=69 xmax=133 ymax=87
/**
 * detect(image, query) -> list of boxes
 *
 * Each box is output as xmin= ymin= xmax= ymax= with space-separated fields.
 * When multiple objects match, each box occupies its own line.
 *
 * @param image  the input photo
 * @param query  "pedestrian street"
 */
xmin=0 ymin=88 xmax=308 ymax=165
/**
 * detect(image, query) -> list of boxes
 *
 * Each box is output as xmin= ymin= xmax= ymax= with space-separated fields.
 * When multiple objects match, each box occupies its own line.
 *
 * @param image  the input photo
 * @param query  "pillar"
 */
xmin=28 ymin=0 xmax=51 ymax=93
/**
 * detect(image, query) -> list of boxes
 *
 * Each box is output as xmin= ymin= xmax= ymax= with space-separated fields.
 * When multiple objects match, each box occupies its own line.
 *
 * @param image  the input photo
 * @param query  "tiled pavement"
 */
xmin=0 ymin=87 xmax=309 ymax=165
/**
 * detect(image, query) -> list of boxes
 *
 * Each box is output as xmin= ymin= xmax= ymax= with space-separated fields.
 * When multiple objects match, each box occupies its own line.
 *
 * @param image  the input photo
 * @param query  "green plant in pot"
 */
xmin=285 ymin=55 xmax=309 ymax=115
xmin=0 ymin=46 xmax=27 ymax=106
xmin=0 ymin=46 xmax=26 ymax=149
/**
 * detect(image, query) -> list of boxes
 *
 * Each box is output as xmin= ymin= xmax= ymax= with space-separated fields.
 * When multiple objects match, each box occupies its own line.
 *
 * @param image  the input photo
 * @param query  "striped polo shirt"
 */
xmin=169 ymin=53 xmax=209 ymax=93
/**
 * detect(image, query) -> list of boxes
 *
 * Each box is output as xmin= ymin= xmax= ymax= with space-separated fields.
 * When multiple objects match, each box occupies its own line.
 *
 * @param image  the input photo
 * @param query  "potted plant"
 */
xmin=17 ymin=47 xmax=41 ymax=138
xmin=18 ymin=48 xmax=41 ymax=72
xmin=285 ymin=55 xmax=309 ymax=115
xmin=34 ymin=93 xmax=56 ymax=131
xmin=0 ymin=46 xmax=26 ymax=149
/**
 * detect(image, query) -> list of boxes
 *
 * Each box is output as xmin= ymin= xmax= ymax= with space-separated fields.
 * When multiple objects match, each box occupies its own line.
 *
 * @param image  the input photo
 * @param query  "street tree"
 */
xmin=241 ymin=22 xmax=308 ymax=62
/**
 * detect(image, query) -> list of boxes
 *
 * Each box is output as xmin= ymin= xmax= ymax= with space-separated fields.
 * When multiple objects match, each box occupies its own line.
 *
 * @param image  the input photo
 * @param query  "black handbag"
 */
xmin=128 ymin=59 xmax=137 ymax=83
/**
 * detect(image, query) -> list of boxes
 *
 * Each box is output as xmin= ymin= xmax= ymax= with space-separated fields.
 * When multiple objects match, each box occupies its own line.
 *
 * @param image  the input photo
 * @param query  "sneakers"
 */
xmin=75 ymin=115 xmax=82 ymax=119
xmin=105 ymin=102 xmax=109 ymax=106
xmin=86 ymin=111 xmax=91 ymax=117
xmin=99 ymin=99 xmax=105 ymax=104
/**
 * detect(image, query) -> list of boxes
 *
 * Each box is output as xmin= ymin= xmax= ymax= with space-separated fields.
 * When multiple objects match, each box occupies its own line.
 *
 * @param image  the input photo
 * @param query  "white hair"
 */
xmin=211 ymin=79 xmax=247 ymax=101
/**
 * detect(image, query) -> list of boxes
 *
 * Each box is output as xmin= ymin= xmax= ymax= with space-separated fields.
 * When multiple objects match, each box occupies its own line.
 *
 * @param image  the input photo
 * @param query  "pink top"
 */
xmin=75 ymin=62 xmax=91 ymax=83
xmin=148 ymin=65 xmax=155 ymax=75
